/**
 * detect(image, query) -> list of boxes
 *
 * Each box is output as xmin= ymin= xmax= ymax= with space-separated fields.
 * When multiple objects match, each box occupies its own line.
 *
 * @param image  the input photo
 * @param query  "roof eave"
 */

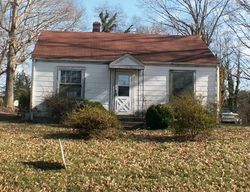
xmin=33 ymin=56 xmax=218 ymax=67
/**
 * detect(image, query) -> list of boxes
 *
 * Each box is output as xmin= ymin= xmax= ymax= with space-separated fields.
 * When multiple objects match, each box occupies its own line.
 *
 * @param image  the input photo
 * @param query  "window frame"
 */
xmin=169 ymin=70 xmax=196 ymax=100
xmin=57 ymin=66 xmax=85 ymax=99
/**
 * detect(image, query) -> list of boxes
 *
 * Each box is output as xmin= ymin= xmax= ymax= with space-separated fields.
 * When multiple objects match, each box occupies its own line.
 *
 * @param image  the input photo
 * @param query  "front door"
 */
xmin=115 ymin=72 xmax=132 ymax=115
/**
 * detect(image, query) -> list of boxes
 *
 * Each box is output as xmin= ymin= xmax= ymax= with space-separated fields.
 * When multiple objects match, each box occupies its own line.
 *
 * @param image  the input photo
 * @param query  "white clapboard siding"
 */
xmin=143 ymin=65 xmax=217 ymax=110
xmin=32 ymin=60 xmax=110 ymax=116
xmin=131 ymin=71 xmax=141 ymax=113
xmin=32 ymin=59 xmax=218 ymax=117
xmin=143 ymin=66 xmax=168 ymax=109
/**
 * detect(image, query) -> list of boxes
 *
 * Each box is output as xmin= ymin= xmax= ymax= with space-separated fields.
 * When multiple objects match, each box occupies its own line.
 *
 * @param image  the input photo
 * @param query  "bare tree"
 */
xmin=98 ymin=10 xmax=133 ymax=33
xmin=130 ymin=16 xmax=168 ymax=34
xmin=237 ymin=90 xmax=250 ymax=124
xmin=228 ymin=0 xmax=250 ymax=48
xmin=140 ymin=0 xmax=230 ymax=45
xmin=227 ymin=0 xmax=250 ymax=80
xmin=0 ymin=0 xmax=84 ymax=109
xmin=225 ymin=49 xmax=241 ymax=111
xmin=94 ymin=3 xmax=134 ymax=33
xmin=237 ymin=0 xmax=250 ymax=12
xmin=0 ymin=35 xmax=7 ymax=76
xmin=99 ymin=10 xmax=118 ymax=32
xmin=213 ymin=31 xmax=244 ymax=111
xmin=0 ymin=1 xmax=8 ymax=76
xmin=231 ymin=0 xmax=250 ymax=120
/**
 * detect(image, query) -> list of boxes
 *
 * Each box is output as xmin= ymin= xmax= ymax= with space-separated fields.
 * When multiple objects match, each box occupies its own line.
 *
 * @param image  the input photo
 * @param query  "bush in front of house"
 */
xmin=45 ymin=94 xmax=105 ymax=123
xmin=63 ymin=106 xmax=121 ymax=139
xmin=45 ymin=95 xmax=77 ymax=122
xmin=170 ymin=93 xmax=217 ymax=139
xmin=146 ymin=104 xmax=174 ymax=130
xmin=74 ymin=100 xmax=105 ymax=111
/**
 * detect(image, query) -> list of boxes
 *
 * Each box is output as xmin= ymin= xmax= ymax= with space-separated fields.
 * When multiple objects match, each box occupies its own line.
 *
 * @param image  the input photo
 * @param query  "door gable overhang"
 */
xmin=109 ymin=54 xmax=145 ymax=70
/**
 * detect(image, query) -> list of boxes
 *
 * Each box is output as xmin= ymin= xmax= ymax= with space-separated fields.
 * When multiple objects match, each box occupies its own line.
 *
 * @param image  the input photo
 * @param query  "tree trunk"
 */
xmin=219 ymin=65 xmax=226 ymax=108
xmin=233 ymin=52 xmax=241 ymax=112
xmin=4 ymin=0 xmax=18 ymax=110
xmin=227 ymin=72 xmax=234 ymax=111
xmin=4 ymin=48 xmax=15 ymax=110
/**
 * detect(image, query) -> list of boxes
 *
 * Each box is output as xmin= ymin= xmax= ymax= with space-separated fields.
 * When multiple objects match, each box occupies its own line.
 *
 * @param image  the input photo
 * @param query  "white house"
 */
xmin=31 ymin=25 xmax=219 ymax=118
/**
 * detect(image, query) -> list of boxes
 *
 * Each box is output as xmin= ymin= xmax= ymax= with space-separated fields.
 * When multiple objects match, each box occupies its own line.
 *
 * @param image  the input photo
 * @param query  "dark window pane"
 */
xmin=172 ymin=71 xmax=194 ymax=97
xmin=71 ymin=71 xmax=81 ymax=83
xmin=118 ymin=86 xmax=129 ymax=96
xmin=65 ymin=71 xmax=71 ymax=83
xmin=60 ymin=70 xmax=81 ymax=84
xmin=61 ymin=71 xmax=66 ymax=83
xmin=59 ymin=84 xmax=81 ymax=98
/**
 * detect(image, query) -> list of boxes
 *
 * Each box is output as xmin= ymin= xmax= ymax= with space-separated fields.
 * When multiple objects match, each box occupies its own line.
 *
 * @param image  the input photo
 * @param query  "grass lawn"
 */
xmin=0 ymin=118 xmax=249 ymax=191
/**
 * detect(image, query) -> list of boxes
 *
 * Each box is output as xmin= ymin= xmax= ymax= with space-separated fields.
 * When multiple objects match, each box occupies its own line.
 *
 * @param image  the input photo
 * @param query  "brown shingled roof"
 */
xmin=32 ymin=31 xmax=218 ymax=65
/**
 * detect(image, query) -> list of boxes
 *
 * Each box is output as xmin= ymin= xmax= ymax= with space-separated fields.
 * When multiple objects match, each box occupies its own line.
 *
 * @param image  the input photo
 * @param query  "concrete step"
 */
xmin=118 ymin=115 xmax=144 ymax=122
xmin=118 ymin=115 xmax=145 ymax=129
xmin=122 ymin=121 xmax=145 ymax=129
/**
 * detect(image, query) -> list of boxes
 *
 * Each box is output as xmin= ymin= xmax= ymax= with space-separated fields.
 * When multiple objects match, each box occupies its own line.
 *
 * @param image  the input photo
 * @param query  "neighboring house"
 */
xmin=31 ymin=24 xmax=219 ymax=118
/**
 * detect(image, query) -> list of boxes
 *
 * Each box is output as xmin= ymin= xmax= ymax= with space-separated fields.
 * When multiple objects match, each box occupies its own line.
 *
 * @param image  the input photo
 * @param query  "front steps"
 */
xmin=118 ymin=115 xmax=145 ymax=129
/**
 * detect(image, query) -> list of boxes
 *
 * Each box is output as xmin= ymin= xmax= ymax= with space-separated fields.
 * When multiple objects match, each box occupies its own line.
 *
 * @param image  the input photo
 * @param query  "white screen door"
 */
xmin=115 ymin=73 xmax=132 ymax=115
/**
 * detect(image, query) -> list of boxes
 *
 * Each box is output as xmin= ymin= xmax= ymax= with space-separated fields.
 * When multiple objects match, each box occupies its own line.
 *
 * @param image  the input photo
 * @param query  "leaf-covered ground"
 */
xmin=0 ymin=120 xmax=249 ymax=191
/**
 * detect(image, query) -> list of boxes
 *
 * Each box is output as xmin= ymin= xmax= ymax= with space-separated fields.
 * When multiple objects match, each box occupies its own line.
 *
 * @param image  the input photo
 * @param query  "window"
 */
xmin=170 ymin=70 xmax=195 ymax=98
xmin=58 ymin=68 xmax=85 ymax=98
xmin=117 ymin=74 xmax=130 ymax=96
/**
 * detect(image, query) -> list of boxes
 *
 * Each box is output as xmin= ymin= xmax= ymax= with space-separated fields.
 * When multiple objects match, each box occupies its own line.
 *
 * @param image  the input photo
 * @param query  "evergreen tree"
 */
xmin=14 ymin=71 xmax=31 ymax=112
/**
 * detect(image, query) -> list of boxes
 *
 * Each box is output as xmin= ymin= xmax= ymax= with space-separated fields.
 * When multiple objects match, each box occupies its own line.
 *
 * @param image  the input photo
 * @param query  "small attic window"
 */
xmin=57 ymin=67 xmax=85 ymax=99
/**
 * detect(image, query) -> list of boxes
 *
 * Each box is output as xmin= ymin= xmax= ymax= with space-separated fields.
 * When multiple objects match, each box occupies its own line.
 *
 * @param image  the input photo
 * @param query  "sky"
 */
xmin=75 ymin=0 xmax=144 ymax=30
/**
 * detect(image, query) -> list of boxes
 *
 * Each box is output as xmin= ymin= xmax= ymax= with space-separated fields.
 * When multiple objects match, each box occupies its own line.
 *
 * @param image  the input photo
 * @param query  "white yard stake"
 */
xmin=59 ymin=139 xmax=67 ymax=169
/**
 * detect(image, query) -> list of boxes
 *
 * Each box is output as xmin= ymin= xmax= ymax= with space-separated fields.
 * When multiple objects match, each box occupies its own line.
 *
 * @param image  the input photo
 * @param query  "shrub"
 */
xmin=14 ymin=71 xmax=31 ymax=114
xmin=74 ymin=100 xmax=105 ymax=111
xmin=64 ymin=106 xmax=121 ymax=139
xmin=18 ymin=92 xmax=30 ymax=114
xmin=45 ymin=95 xmax=77 ymax=122
xmin=45 ymin=94 xmax=104 ymax=123
xmin=170 ymin=93 xmax=217 ymax=139
xmin=146 ymin=104 xmax=174 ymax=130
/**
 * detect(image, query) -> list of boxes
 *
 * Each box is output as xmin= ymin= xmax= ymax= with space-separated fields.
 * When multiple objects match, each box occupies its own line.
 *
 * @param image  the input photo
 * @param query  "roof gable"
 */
xmin=109 ymin=54 xmax=145 ymax=69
